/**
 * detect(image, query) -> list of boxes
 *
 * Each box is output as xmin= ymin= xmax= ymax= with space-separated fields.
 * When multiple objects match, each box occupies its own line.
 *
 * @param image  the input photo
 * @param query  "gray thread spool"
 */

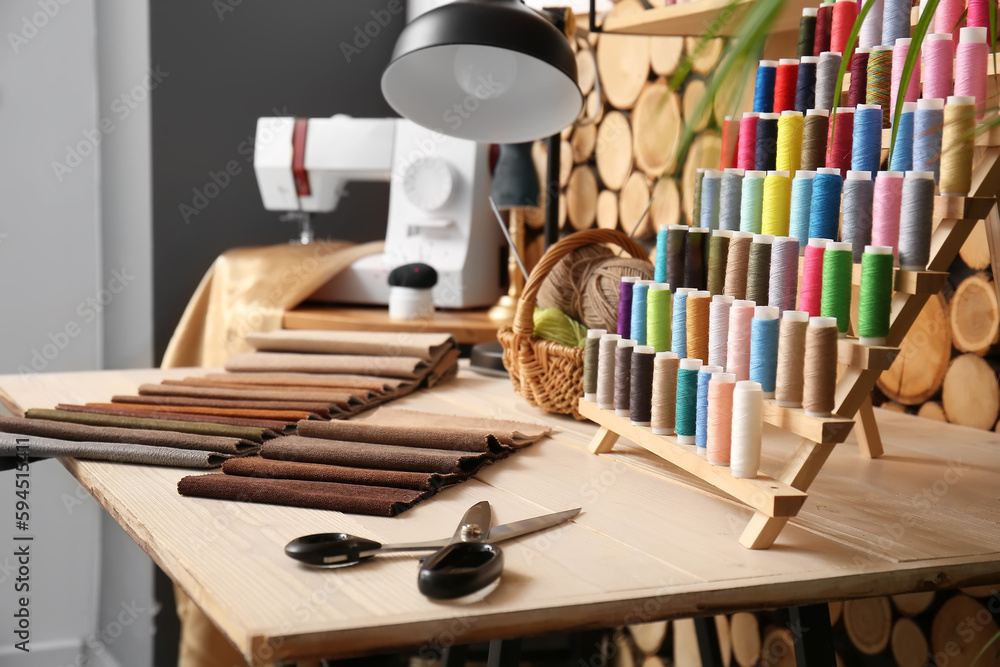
xmin=583 ymin=329 xmax=606 ymax=401
xmin=700 ymin=169 xmax=723 ymax=230
xmin=841 ymin=171 xmax=875 ymax=263
xmin=768 ymin=236 xmax=801 ymax=313
xmin=597 ymin=333 xmax=620 ymax=409
xmin=815 ymin=51 xmax=843 ymax=111
xmin=629 ymin=345 xmax=655 ymax=425
xmin=719 ymin=169 xmax=744 ymax=231
xmin=614 ymin=339 xmax=636 ymax=417
xmin=898 ymin=171 xmax=936 ymax=270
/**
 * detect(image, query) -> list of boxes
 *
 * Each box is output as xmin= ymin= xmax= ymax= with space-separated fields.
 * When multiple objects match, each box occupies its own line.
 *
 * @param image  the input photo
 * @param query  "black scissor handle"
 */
xmin=284 ymin=533 xmax=382 ymax=566
xmin=417 ymin=542 xmax=504 ymax=600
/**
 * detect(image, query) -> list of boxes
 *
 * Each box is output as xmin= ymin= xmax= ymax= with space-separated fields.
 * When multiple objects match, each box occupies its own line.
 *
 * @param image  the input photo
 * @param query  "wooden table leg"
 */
xmin=786 ymin=604 xmax=836 ymax=667
xmin=694 ymin=616 xmax=725 ymax=667
xmin=739 ymin=440 xmax=835 ymax=549
xmin=588 ymin=426 xmax=619 ymax=454
xmin=854 ymin=396 xmax=883 ymax=459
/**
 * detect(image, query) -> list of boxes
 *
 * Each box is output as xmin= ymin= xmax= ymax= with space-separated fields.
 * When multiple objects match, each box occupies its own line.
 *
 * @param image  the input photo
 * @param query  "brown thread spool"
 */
xmin=614 ymin=339 xmax=636 ymax=417
xmin=745 ymin=234 xmax=775 ymax=306
xmin=724 ymin=231 xmax=754 ymax=299
xmin=940 ymin=95 xmax=976 ymax=196
xmin=629 ymin=345 xmax=655 ymax=425
xmin=651 ymin=352 xmax=679 ymax=435
xmin=802 ymin=316 xmax=838 ymax=416
xmin=802 ymin=109 xmax=830 ymax=170
xmin=707 ymin=230 xmax=733 ymax=295
xmin=774 ymin=310 xmax=810 ymax=408
xmin=685 ymin=290 xmax=712 ymax=366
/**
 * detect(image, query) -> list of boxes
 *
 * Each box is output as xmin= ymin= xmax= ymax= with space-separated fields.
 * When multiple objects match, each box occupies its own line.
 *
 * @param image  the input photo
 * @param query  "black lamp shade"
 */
xmin=381 ymin=0 xmax=583 ymax=144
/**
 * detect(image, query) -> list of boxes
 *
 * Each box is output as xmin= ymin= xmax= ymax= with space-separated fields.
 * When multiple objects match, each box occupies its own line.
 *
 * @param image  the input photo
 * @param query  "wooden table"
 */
xmin=283 ymin=305 xmax=503 ymax=345
xmin=2 ymin=368 xmax=1000 ymax=666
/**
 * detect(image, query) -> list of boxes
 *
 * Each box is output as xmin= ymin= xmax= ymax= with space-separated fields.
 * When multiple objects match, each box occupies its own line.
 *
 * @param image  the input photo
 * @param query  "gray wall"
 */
xmin=150 ymin=0 xmax=406 ymax=361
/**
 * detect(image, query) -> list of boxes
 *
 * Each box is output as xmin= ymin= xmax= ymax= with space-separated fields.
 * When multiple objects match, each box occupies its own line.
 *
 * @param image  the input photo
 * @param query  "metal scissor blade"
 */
xmin=450 ymin=500 xmax=492 ymax=543
xmin=485 ymin=507 xmax=581 ymax=544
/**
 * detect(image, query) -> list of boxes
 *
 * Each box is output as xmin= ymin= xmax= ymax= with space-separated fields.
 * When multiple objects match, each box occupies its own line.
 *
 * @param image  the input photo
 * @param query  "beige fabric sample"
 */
xmin=245 ymin=330 xmax=455 ymax=361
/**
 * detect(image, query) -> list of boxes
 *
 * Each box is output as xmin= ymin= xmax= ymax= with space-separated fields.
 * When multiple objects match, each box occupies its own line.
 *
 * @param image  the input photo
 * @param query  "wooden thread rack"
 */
xmin=580 ymin=130 xmax=1000 ymax=549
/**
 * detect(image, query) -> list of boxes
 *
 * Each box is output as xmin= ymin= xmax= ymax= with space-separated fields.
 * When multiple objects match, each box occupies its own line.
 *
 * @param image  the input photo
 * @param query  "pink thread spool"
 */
xmin=726 ymin=299 xmax=756 ymax=382
xmin=955 ymin=27 xmax=988 ymax=117
xmin=799 ymin=238 xmax=826 ymax=316
xmin=968 ymin=0 xmax=992 ymax=43
xmin=738 ymin=112 xmax=760 ymax=171
xmin=891 ymin=38 xmax=921 ymax=120
xmin=934 ymin=0 xmax=965 ymax=41
xmin=707 ymin=372 xmax=736 ymax=466
xmin=872 ymin=171 xmax=904 ymax=260
xmin=922 ymin=33 xmax=955 ymax=100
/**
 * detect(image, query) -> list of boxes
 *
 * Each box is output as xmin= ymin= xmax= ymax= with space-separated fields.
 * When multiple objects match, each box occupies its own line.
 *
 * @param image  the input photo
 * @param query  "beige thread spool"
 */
xmin=940 ymin=95 xmax=976 ymax=196
xmin=597 ymin=333 xmax=621 ymax=410
xmin=802 ymin=316 xmax=839 ymax=417
xmin=774 ymin=310 xmax=810 ymax=408
xmin=724 ymin=231 xmax=755 ymax=299
xmin=651 ymin=351 xmax=680 ymax=435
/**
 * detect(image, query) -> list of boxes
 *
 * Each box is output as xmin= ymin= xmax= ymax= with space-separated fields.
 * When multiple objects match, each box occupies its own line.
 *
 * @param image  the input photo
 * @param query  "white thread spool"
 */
xmin=731 ymin=380 xmax=764 ymax=479
xmin=708 ymin=294 xmax=735 ymax=369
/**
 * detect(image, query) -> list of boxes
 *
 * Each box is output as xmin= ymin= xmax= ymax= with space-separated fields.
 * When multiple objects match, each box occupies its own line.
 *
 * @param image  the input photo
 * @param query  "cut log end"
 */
xmin=917 ymin=401 xmax=948 ymax=422
xmin=730 ymin=612 xmax=761 ymax=667
xmin=931 ymin=594 xmax=1000 ymax=667
xmin=843 ymin=597 xmax=892 ymax=656
xmin=596 ymin=111 xmax=634 ymax=191
xmin=950 ymin=274 xmax=1000 ymax=355
xmin=877 ymin=293 xmax=952 ymax=405
xmin=942 ymin=354 xmax=1000 ymax=430
xmin=620 ymin=171 xmax=654 ymax=238
xmin=891 ymin=617 xmax=930 ymax=667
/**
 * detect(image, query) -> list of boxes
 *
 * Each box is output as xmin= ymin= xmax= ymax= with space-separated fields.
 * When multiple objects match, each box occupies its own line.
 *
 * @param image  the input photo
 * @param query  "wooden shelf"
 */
xmin=601 ymin=0 xmax=815 ymax=37
xmin=837 ymin=340 xmax=899 ymax=371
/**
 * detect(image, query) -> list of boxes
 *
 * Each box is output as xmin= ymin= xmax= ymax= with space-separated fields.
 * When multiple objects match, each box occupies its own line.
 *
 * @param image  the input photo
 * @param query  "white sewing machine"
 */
xmin=253 ymin=115 xmax=502 ymax=308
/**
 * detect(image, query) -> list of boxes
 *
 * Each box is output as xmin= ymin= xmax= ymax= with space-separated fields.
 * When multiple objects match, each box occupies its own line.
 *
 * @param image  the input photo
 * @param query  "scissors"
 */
xmin=285 ymin=502 xmax=580 ymax=598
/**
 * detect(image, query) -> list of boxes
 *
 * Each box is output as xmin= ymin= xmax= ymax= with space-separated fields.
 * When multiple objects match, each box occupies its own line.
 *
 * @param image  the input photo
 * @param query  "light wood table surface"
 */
xmin=284 ymin=305 xmax=503 ymax=345
xmin=2 ymin=367 xmax=1000 ymax=666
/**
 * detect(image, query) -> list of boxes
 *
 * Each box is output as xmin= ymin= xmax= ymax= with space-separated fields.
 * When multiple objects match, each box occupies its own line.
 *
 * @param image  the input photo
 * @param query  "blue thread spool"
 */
xmin=741 ymin=170 xmax=767 ymax=234
xmin=630 ymin=280 xmax=653 ymax=346
xmin=671 ymin=288 xmax=693 ymax=358
xmin=889 ymin=102 xmax=916 ymax=171
xmin=700 ymin=169 xmax=723 ymax=230
xmin=808 ymin=167 xmax=844 ymax=241
xmin=696 ymin=364 xmax=724 ymax=451
xmin=754 ymin=60 xmax=778 ymax=113
xmin=852 ymin=104 xmax=883 ymax=174
xmin=750 ymin=305 xmax=780 ymax=398
xmin=789 ymin=170 xmax=816 ymax=250
xmin=654 ymin=225 xmax=669 ymax=283
xmin=675 ymin=357 xmax=703 ymax=444
xmin=914 ymin=98 xmax=944 ymax=184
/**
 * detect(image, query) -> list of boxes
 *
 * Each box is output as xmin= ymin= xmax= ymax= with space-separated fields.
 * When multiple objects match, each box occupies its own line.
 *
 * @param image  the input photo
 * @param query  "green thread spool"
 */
xmin=745 ymin=234 xmax=774 ymax=306
xmin=741 ymin=170 xmax=766 ymax=234
xmin=707 ymin=230 xmax=733 ymax=296
xmin=858 ymin=245 xmax=894 ymax=345
xmin=866 ymin=45 xmax=893 ymax=128
xmin=583 ymin=329 xmax=606 ymax=401
xmin=675 ymin=357 xmax=702 ymax=444
xmin=647 ymin=283 xmax=673 ymax=352
xmin=821 ymin=241 xmax=854 ymax=335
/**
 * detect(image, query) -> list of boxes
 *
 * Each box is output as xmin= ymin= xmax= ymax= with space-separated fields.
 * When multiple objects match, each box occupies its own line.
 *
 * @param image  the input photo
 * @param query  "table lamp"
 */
xmin=488 ymin=141 xmax=538 ymax=323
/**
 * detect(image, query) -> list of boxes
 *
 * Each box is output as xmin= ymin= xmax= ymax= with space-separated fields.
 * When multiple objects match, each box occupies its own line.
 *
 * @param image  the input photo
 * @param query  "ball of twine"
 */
xmin=579 ymin=256 xmax=654 ymax=330
xmin=537 ymin=244 xmax=615 ymax=320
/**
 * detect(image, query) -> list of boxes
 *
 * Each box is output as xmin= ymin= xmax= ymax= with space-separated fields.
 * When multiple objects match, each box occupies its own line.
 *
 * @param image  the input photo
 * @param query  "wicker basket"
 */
xmin=498 ymin=229 xmax=651 ymax=419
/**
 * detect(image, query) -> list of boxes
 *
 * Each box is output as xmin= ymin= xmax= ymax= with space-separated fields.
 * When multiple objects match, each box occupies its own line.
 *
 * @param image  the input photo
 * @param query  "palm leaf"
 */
xmin=971 ymin=629 xmax=1000 ymax=665
xmin=888 ymin=0 xmax=941 ymax=165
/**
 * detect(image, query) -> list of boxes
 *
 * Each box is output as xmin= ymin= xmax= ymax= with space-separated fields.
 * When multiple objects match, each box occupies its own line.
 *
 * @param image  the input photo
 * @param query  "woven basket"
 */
xmin=498 ymin=229 xmax=651 ymax=419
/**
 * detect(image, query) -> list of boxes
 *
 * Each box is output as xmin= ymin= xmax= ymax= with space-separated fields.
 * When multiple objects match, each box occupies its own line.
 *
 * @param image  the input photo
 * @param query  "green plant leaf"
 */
xmin=828 ymin=0 xmax=882 ymax=147
xmin=971 ymin=629 xmax=1000 ymax=665
xmin=888 ymin=0 xmax=942 ymax=165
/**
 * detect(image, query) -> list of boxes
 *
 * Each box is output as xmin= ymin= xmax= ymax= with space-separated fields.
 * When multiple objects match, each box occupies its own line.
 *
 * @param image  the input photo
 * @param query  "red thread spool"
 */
xmin=830 ymin=0 xmax=858 ymax=60
xmin=773 ymin=59 xmax=799 ymax=113
xmin=721 ymin=116 xmax=741 ymax=169
xmin=814 ymin=2 xmax=834 ymax=57
xmin=968 ymin=0 xmax=992 ymax=43
xmin=826 ymin=107 xmax=855 ymax=178
xmin=738 ymin=112 xmax=759 ymax=171
xmin=799 ymin=238 xmax=826 ymax=316
xmin=848 ymin=49 xmax=870 ymax=107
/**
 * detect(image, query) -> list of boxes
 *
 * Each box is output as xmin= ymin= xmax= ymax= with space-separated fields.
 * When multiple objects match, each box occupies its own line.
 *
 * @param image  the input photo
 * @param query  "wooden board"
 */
xmin=602 ymin=0 xmax=817 ymax=37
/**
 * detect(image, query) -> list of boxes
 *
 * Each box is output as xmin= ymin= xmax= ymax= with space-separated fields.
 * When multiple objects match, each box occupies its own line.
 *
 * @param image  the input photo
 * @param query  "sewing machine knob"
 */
xmin=402 ymin=157 xmax=454 ymax=212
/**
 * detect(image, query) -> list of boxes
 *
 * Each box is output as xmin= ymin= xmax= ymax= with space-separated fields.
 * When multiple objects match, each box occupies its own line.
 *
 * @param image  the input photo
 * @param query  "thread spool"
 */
xmin=914 ymin=98 xmax=944 ymax=184
xmin=726 ymin=299 xmax=756 ymax=381
xmin=738 ymin=112 xmax=760 ymax=171
xmin=872 ymin=171 xmax=904 ymax=259
xmin=799 ymin=238 xmax=826 ymax=316
xmin=740 ymin=170 xmax=766 ymax=233
xmin=803 ymin=316 xmax=839 ymax=417
xmin=891 ymin=39 xmax=921 ymax=121
xmin=685 ymin=290 xmax=712 ymax=365
xmin=708 ymin=294 xmax=735 ymax=369
xmin=802 ymin=109 xmax=830 ymax=170
xmin=651 ymin=351 xmax=680 ymax=435
xmin=731 ymin=380 xmax=764 ymax=479
xmin=923 ymin=34 xmax=955 ymax=100
xmin=597 ymin=333 xmax=621 ymax=410
xmin=746 ymin=234 xmax=774 ymax=306
xmin=769 ymin=236 xmax=801 ymax=313
xmin=852 ymin=104 xmax=884 ymax=174
xmin=775 ymin=310 xmax=810 ymax=408
xmin=809 ymin=167 xmax=844 ymax=241
xmin=666 ymin=224 xmax=688 ymax=293
xmin=724 ymin=231 xmax=754 ymax=299
xmin=685 ymin=228 xmax=710 ymax=290
xmin=700 ymin=169 xmax=723 ymax=230
xmin=671 ymin=287 xmax=694 ymax=358
xmin=693 ymin=168 xmax=706 ymax=225
xmin=821 ymin=240 xmax=854 ymax=335
xmin=842 ymin=170 xmax=876 ymax=262
xmin=889 ymin=102 xmax=916 ymax=171
xmin=858 ymin=245 xmax=894 ymax=345
xmin=654 ymin=226 xmax=668 ymax=283
xmin=753 ymin=60 xmax=778 ymax=113
xmin=696 ymin=364 xmax=724 ymax=451
xmin=882 ymin=0 xmax=911 ymax=48
xmin=815 ymin=51 xmax=843 ymax=110
xmin=614 ymin=338 xmax=636 ymax=417
xmin=630 ymin=345 xmax=656 ymax=426
xmin=630 ymin=279 xmax=653 ymax=345
xmin=827 ymin=106 xmax=854 ymax=176
xmin=866 ymin=45 xmax=893 ymax=127
xmin=584 ymin=328 xmax=607 ymax=401
xmin=799 ymin=8 xmax=818 ymax=58
xmin=831 ymin=0 xmax=858 ymax=57
xmin=708 ymin=230 xmax=733 ymax=295
xmin=647 ymin=283 xmax=673 ymax=353
xmin=675 ymin=357 xmax=703 ymax=444
xmin=859 ymin=0 xmax=883 ymax=49
xmin=849 ymin=49 xmax=871 ymax=107
xmin=898 ymin=171 xmax=935 ymax=270
xmin=750 ymin=305 xmax=780 ymax=398
xmin=968 ymin=0 xmax=991 ymax=40
xmin=755 ymin=113 xmax=780 ymax=171
xmin=795 ymin=56 xmax=819 ymax=112
xmin=941 ymin=95 xmax=976 ymax=196
xmin=721 ymin=116 xmax=741 ymax=169
xmin=935 ymin=0 xmax=965 ymax=42
xmin=790 ymin=170 xmax=816 ymax=249
xmin=707 ymin=373 xmax=736 ymax=466
xmin=814 ymin=2 xmax=834 ymax=57
xmin=776 ymin=111 xmax=804 ymax=177
xmin=774 ymin=59 xmax=799 ymax=113
xmin=762 ymin=170 xmax=792 ymax=236
xmin=617 ymin=276 xmax=639 ymax=337
xmin=719 ymin=168 xmax=745 ymax=232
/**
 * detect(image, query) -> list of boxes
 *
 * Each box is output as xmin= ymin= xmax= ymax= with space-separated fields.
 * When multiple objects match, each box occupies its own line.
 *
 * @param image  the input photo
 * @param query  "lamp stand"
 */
xmin=489 ymin=208 xmax=527 ymax=324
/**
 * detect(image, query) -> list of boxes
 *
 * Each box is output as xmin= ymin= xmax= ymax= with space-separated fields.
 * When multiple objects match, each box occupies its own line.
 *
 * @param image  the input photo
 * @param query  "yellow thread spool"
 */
xmin=762 ymin=170 xmax=792 ymax=237
xmin=776 ymin=110 xmax=804 ymax=177
xmin=940 ymin=95 xmax=976 ymax=196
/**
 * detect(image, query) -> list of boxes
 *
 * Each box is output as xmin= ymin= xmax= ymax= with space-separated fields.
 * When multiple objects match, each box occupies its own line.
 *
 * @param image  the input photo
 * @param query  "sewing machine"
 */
xmin=253 ymin=115 xmax=502 ymax=308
